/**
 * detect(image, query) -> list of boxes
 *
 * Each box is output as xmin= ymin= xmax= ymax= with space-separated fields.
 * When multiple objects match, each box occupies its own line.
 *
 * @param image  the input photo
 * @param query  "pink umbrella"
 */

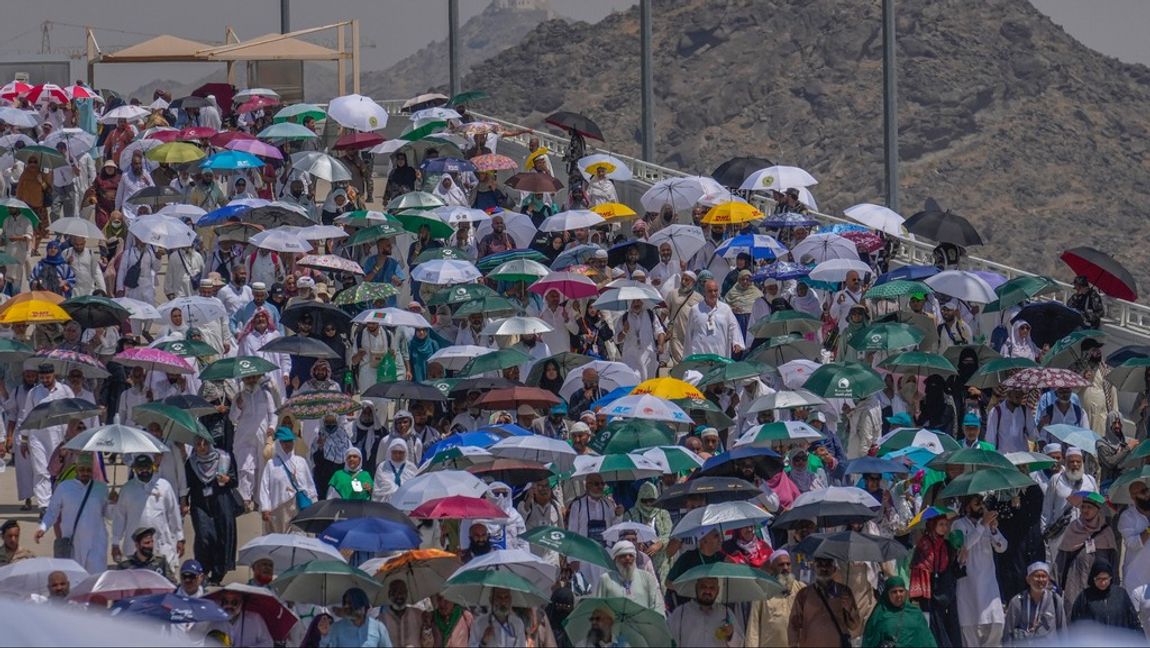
xmin=23 ymin=83 xmax=69 ymax=105
xmin=69 ymin=569 xmax=174 ymax=605
xmin=842 ymin=230 xmax=884 ymax=254
xmin=236 ymin=96 xmax=280 ymax=114
xmin=210 ymin=131 xmax=255 ymax=148
xmin=145 ymin=129 xmax=181 ymax=143
xmin=227 ymin=138 xmax=284 ymax=160
xmin=529 ymin=271 xmax=599 ymax=300
xmin=179 ymin=126 xmax=217 ymax=141
xmin=113 ymin=347 xmax=194 ymax=375
xmin=471 ymin=154 xmax=519 ymax=172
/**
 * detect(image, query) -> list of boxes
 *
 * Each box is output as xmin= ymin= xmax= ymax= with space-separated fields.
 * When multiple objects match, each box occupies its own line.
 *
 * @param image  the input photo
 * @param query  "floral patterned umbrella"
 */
xmin=1000 ymin=367 xmax=1090 ymax=390
xmin=332 ymin=282 xmax=399 ymax=306
xmin=112 ymin=347 xmax=194 ymax=375
xmin=296 ymin=254 xmax=364 ymax=276
xmin=277 ymin=391 xmax=361 ymax=420
xmin=842 ymin=230 xmax=885 ymax=254
xmin=470 ymin=153 xmax=518 ymax=172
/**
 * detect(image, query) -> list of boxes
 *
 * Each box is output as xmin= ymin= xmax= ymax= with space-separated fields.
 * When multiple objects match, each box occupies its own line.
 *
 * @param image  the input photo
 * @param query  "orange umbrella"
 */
xmin=0 ymin=299 xmax=70 ymax=324
xmin=375 ymin=548 xmax=461 ymax=602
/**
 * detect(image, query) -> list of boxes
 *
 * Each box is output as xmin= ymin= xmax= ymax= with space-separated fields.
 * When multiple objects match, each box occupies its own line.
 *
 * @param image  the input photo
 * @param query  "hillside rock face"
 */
xmin=463 ymin=0 xmax=1150 ymax=293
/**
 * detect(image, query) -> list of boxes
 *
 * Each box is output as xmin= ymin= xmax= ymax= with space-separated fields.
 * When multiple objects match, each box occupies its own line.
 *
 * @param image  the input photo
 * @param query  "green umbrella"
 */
xmin=640 ymin=446 xmax=705 ymax=473
xmin=937 ymin=467 xmax=1035 ymax=499
xmin=388 ymin=191 xmax=445 ymax=211
xmin=864 ymin=280 xmax=933 ymax=300
xmin=878 ymin=351 xmax=957 ymax=376
xmin=442 ymin=570 xmax=547 ymax=609
xmin=671 ymin=562 xmax=785 ymax=602
xmin=332 ymin=282 xmax=399 ymax=306
xmin=589 ymin=419 xmax=676 ymax=454
xmin=1109 ymin=357 xmax=1150 ymax=393
xmin=564 ymin=597 xmax=672 ymax=648
xmin=0 ymin=251 xmax=18 ymax=266
xmin=199 ymin=356 xmax=279 ymax=381
xmin=878 ymin=428 xmax=961 ymax=455
xmin=985 ymin=275 xmax=1059 ymax=313
xmin=394 ymin=210 xmax=455 ymax=239
xmin=521 ymin=526 xmax=615 ymax=571
xmin=347 ymin=223 xmax=405 ymax=246
xmin=0 ymin=197 xmax=40 ymax=227
xmin=697 ymin=360 xmax=775 ymax=387
xmin=452 ymin=296 xmax=520 ymax=319
xmin=0 ymin=337 xmax=32 ymax=361
xmin=488 ymin=259 xmax=550 ymax=283
xmin=942 ymin=344 xmax=1001 ymax=366
xmin=270 ymin=560 xmax=383 ymax=607
xmin=926 ymin=448 xmax=1016 ymax=471
xmin=671 ymin=396 xmax=735 ymax=429
xmin=803 ymin=362 xmax=885 ymax=399
xmin=967 ymin=357 xmax=1039 ymax=389
xmin=131 ymin=402 xmax=213 ymax=444
xmin=670 ymin=354 xmax=733 ymax=378
xmin=154 ymin=339 xmax=217 ymax=358
xmin=749 ymin=310 xmax=821 ymax=338
xmin=459 ymin=347 xmax=531 ymax=377
xmin=15 ymin=145 xmax=65 ymax=170
xmin=415 ymin=247 xmax=474 ymax=264
xmin=447 ymin=90 xmax=490 ymax=107
xmin=400 ymin=120 xmax=448 ymax=142
xmin=427 ymin=283 xmax=499 ymax=306
xmin=1109 ymin=465 xmax=1150 ymax=504
xmin=1042 ymin=329 xmax=1107 ymax=369
xmin=475 ymin=249 xmax=549 ymax=273
xmin=848 ymin=322 xmax=924 ymax=351
xmin=748 ymin=335 xmax=820 ymax=365
xmin=525 ymin=351 xmax=593 ymax=386
xmin=273 ymin=103 xmax=327 ymax=124
xmin=336 ymin=209 xmax=401 ymax=227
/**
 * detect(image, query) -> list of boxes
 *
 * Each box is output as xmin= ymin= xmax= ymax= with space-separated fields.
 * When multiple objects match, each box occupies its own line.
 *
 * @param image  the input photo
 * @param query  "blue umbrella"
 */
xmin=715 ymin=234 xmax=787 ymax=261
xmin=202 ymin=150 xmax=264 ymax=170
xmin=424 ymin=431 xmax=502 ymax=458
xmin=591 ymin=385 xmax=637 ymax=410
xmin=420 ymin=157 xmax=477 ymax=175
xmin=476 ymin=423 xmax=534 ymax=438
xmin=881 ymin=446 xmax=937 ymax=472
xmin=758 ymin=261 xmax=809 ymax=280
xmin=817 ymin=223 xmax=868 ymax=235
xmin=696 ymin=446 xmax=784 ymax=480
xmin=196 ymin=203 xmax=251 ymax=227
xmin=874 ymin=264 xmax=939 ymax=285
xmin=842 ymin=456 xmax=911 ymax=476
xmin=552 ymin=244 xmax=602 ymax=270
xmin=111 ymin=593 xmax=229 ymax=624
xmin=763 ymin=212 xmax=819 ymax=228
xmin=320 ymin=517 xmax=421 ymax=553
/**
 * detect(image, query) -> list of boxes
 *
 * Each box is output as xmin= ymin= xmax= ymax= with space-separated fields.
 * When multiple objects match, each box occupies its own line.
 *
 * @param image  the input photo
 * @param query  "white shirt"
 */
xmin=685 ymin=301 xmax=744 ymax=357
xmin=111 ymin=475 xmax=183 ymax=559
xmin=1041 ymin=471 xmax=1097 ymax=529
xmin=39 ymin=478 xmax=109 ymax=540
xmin=63 ymin=246 xmax=106 ymax=297
xmin=258 ymin=452 xmax=317 ymax=511
xmin=668 ymin=600 xmax=744 ymax=647
xmin=986 ymin=401 xmax=1037 ymax=453
xmin=469 ymin=613 xmax=526 ymax=648
xmin=1119 ymin=506 xmax=1150 ymax=583
xmin=229 ymin=384 xmax=278 ymax=447
xmin=217 ymin=283 xmax=254 ymax=318
xmin=528 ymin=303 xmax=573 ymax=356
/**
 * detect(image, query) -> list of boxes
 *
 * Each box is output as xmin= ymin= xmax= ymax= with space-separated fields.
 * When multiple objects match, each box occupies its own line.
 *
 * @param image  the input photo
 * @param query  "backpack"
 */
xmin=1043 ymin=402 xmax=1084 ymax=426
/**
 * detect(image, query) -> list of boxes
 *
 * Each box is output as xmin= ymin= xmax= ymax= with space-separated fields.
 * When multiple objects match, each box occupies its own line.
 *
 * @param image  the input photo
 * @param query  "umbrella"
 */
xmin=69 ymin=569 xmax=176 ymax=605
xmin=539 ymin=209 xmax=606 ymax=233
xmin=409 ymin=495 xmax=507 ymax=521
xmin=0 ymin=558 xmax=87 ymax=597
xmin=647 ymin=224 xmax=706 ymax=261
xmin=469 ymin=459 xmax=552 ymax=486
xmin=277 ymin=392 xmax=360 ymax=419
xmin=111 ymin=592 xmax=228 ymax=624
xmin=0 ymin=197 xmax=41 ymax=227
xmin=423 ymin=432 xmax=503 ymax=459
xmin=470 ymin=153 xmax=518 ymax=172
xmin=1107 ymin=466 xmax=1150 ymax=505
xmin=332 ymin=282 xmax=399 ymax=306
xmin=808 ymin=258 xmax=871 ymax=283
xmin=1004 ymin=451 xmax=1058 ymax=471
xmin=564 ymin=597 xmax=672 ymax=648
xmin=202 ymin=584 xmax=298 ymax=642
xmin=291 ymin=151 xmax=352 ymax=183
xmin=701 ymin=201 xmax=764 ymax=226
xmin=631 ymin=376 xmax=704 ymax=400
xmin=158 ymin=296 xmax=227 ymax=326
xmin=864 ymin=280 xmax=932 ymax=301
xmin=803 ymin=361 xmax=885 ymax=399
xmin=250 ymin=229 xmax=311 ymax=254
xmin=332 ymin=131 xmax=385 ymax=151
xmin=848 ymin=322 xmax=924 ymax=352
xmin=199 ymin=356 xmax=278 ymax=381
xmin=739 ymin=165 xmax=818 ymax=191
xmin=362 ymin=380 xmax=449 ymax=401
xmin=476 ymin=248 xmax=549 ymax=273
xmin=1108 ymin=357 xmax=1150 ymax=393
xmin=653 ymin=476 xmax=759 ymax=509
xmin=319 ymin=517 xmax=421 ymax=553
xmin=128 ymin=215 xmax=196 ymax=250
xmin=270 ymin=560 xmax=383 ymax=607
xmin=246 ymin=202 xmax=314 ymax=228
xmin=25 ymin=349 xmax=108 ymax=379
xmin=879 ymin=351 xmax=957 ymax=376
xmin=1061 ymin=246 xmax=1137 ymax=301
xmin=843 ymin=203 xmax=906 ymax=236
xmin=734 ymin=421 xmax=823 ymax=447
xmin=256 ymin=336 xmax=340 ymax=359
xmin=113 ymin=347 xmax=193 ymax=375
xmin=641 ymin=177 xmax=708 ymax=213
xmin=448 ymin=547 xmax=558 ymax=592
xmin=281 ymin=302 xmax=352 ymax=334
xmin=443 ymin=569 xmax=548 ymax=608
xmin=937 ymin=468 xmax=1035 ymax=499
xmin=227 ymin=138 xmax=284 ymax=159
xmin=673 ymin=562 xmax=784 ymax=602
xmin=985 ymin=275 xmax=1060 ymax=312
xmin=63 ymin=422 xmax=167 ymax=455
xmin=927 ymin=448 xmax=1016 ymax=471
xmin=391 ymin=470 xmax=490 ymax=511
xmin=559 ymin=361 xmax=641 ymax=401
xmin=903 ymin=206 xmax=984 ymax=246
xmin=375 ymin=549 xmax=461 ymax=603
xmin=530 ymin=272 xmax=599 ymax=300
xmin=746 ymin=389 xmax=828 ymax=414
xmin=521 ymin=526 xmax=615 ymax=570
xmin=0 ymin=107 xmax=40 ymax=128
xmin=486 ymin=259 xmax=551 ymax=283
xmin=291 ymin=499 xmax=415 ymax=534
xmin=711 ymin=156 xmax=774 ymax=187
xmin=1042 ymin=329 xmax=1108 ymax=369
xmin=447 ymin=89 xmax=489 ymax=106
xmin=593 ymin=284 xmax=664 ymax=311
xmin=1011 ymin=302 xmax=1085 ymax=348
xmin=772 ymin=487 xmax=881 ymax=529
xmin=201 ymin=149 xmax=264 ymax=171
xmin=60 ymin=295 xmax=129 ymax=328
xmin=579 ymin=153 xmax=633 ymax=181
xmin=238 ymin=533 xmax=346 ymax=568
xmin=0 ymin=299 xmax=69 ymax=324
xmin=458 ymin=348 xmax=531 ymax=377
xmin=571 ymin=454 xmax=663 ymax=482
xmin=749 ymin=311 xmax=822 ymax=339
xmin=672 ymin=396 xmax=735 ymax=429
xmin=433 ymin=206 xmax=491 ymax=227
xmin=295 ymin=254 xmax=362 ymax=276
xmin=589 ymin=419 xmax=676 ymax=454
xmin=1045 ymin=424 xmax=1102 ymax=455
xmin=412 ymin=259 xmax=483 ymax=284
xmin=19 ymin=398 xmax=98 ymax=430
xmin=636 ymin=446 xmax=704 ymax=475
xmin=877 ymin=427 xmax=960 ymax=455
xmin=544 ymin=110 xmax=603 ymax=140
xmin=489 ymin=435 xmax=578 ymax=472
xmin=796 ymin=531 xmax=910 ymax=563
xmin=790 ymin=233 xmax=858 ymax=263
xmin=671 ymin=501 xmax=772 ymax=539
xmin=601 ymin=394 xmax=692 ymax=425
xmin=841 ymin=456 xmax=912 ymax=475
xmin=695 ymin=446 xmax=784 ymax=480
xmin=715 ymin=234 xmax=787 ymax=261
xmin=274 ymin=103 xmax=326 ymax=123
xmin=328 ymin=94 xmax=388 ymax=131
xmin=1001 ymin=367 xmax=1090 ymax=390
xmin=426 ymin=345 xmax=493 ymax=373
xmin=474 ymin=211 xmax=537 ymax=248
xmin=506 ymin=172 xmax=563 ymax=193
xmin=131 ymin=402 xmax=212 ymax=444
xmin=474 ymin=386 xmax=561 ymax=410
xmin=966 ymin=357 xmax=1040 ymax=389
xmin=924 ymin=270 xmax=997 ymax=304
xmin=692 ymin=359 xmax=774 ymax=388
xmin=481 ymin=316 xmax=553 ymax=337
xmin=0 ymin=338 xmax=32 ymax=363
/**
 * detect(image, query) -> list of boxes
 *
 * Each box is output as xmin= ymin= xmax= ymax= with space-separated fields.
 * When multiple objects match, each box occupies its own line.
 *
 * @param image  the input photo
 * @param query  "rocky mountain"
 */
xmin=463 ymin=0 xmax=1150 ymax=295
xmin=361 ymin=0 xmax=558 ymax=99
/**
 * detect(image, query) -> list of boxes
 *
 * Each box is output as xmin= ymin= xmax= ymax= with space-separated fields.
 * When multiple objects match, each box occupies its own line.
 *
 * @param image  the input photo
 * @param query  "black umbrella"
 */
xmin=1107 ymin=345 xmax=1150 ymax=367
xmin=505 ymin=172 xmax=564 ymax=193
xmin=653 ymin=477 xmax=760 ymax=510
xmin=259 ymin=336 xmax=340 ymax=359
xmin=290 ymin=499 xmax=416 ymax=534
xmin=904 ymin=199 xmax=983 ymax=247
xmin=247 ymin=203 xmax=316 ymax=228
xmin=544 ymin=111 xmax=604 ymax=141
xmin=794 ymin=531 xmax=909 ymax=562
xmin=468 ymin=459 xmax=552 ymax=487
xmin=362 ymin=380 xmax=448 ymax=401
xmin=170 ymin=95 xmax=210 ymax=110
xmin=449 ymin=376 xmax=522 ymax=394
xmin=711 ymin=156 xmax=774 ymax=188
xmin=20 ymin=398 xmax=100 ymax=430
xmin=126 ymin=185 xmax=184 ymax=208
xmin=1012 ymin=303 xmax=1084 ymax=348
xmin=694 ymin=446 xmax=784 ymax=481
xmin=280 ymin=303 xmax=352 ymax=336
xmin=607 ymin=240 xmax=659 ymax=270
xmin=772 ymin=501 xmax=880 ymax=530
xmin=60 ymin=295 xmax=131 ymax=329
xmin=161 ymin=394 xmax=216 ymax=416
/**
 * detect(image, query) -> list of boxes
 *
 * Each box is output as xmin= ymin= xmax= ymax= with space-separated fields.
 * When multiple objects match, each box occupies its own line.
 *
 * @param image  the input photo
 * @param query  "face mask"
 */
xmin=254 ymin=572 xmax=273 ymax=585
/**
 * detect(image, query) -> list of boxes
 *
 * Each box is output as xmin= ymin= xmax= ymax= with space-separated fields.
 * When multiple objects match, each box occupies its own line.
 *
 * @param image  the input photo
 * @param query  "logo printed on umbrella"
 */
xmin=239 ymin=360 xmax=252 ymax=370
xmin=641 ymin=406 xmax=655 ymax=415
xmin=869 ymin=334 xmax=881 ymax=344
xmin=761 ymin=175 xmax=775 ymax=187
xmin=837 ymin=378 xmax=851 ymax=390
xmin=368 ymin=116 xmax=379 ymax=128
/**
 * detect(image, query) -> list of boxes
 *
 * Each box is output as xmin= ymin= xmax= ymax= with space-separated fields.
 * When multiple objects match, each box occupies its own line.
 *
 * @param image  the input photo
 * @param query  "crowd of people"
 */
xmin=0 ymin=76 xmax=1145 ymax=648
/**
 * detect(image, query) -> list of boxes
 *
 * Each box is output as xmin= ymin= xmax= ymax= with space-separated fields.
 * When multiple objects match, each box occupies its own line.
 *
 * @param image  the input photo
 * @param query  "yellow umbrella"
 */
xmin=591 ymin=202 xmax=638 ymax=220
xmin=0 ymin=290 xmax=65 ymax=319
xmin=631 ymin=377 xmax=704 ymax=400
xmin=701 ymin=201 xmax=763 ymax=225
xmin=145 ymin=141 xmax=206 ymax=164
xmin=0 ymin=299 xmax=71 ymax=324
xmin=524 ymin=146 xmax=550 ymax=171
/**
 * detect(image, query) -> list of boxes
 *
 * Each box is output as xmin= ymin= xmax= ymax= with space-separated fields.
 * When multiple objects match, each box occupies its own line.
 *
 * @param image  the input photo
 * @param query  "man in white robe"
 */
xmin=17 ymin=364 xmax=75 ymax=512
xmin=113 ymin=152 xmax=154 ymax=211
xmin=116 ymin=239 xmax=159 ymax=304
xmin=229 ymin=375 xmax=279 ymax=506
xmin=62 ymin=236 xmax=106 ymax=297
xmin=162 ymin=247 xmax=203 ymax=300
xmin=2 ymin=209 xmax=33 ymax=292
xmin=5 ymin=369 xmax=38 ymax=507
xmin=953 ymin=494 xmax=1008 ymax=647
xmin=117 ymin=366 xmax=151 ymax=426
xmin=352 ymin=322 xmax=399 ymax=393
xmin=258 ymin=428 xmax=317 ymax=534
xmin=1119 ymin=480 xmax=1150 ymax=583
xmin=236 ymin=309 xmax=290 ymax=401
xmin=216 ymin=266 xmax=253 ymax=319
xmin=111 ymin=455 xmax=184 ymax=569
xmin=985 ymin=388 xmax=1037 ymax=453
xmin=469 ymin=587 xmax=527 ymax=648
xmin=528 ymin=289 xmax=573 ymax=355
xmin=616 ymin=302 xmax=665 ymax=381
xmin=685 ymin=280 xmax=744 ymax=358
xmin=36 ymin=454 xmax=109 ymax=573
xmin=510 ymin=334 xmax=550 ymax=382
xmin=829 ymin=271 xmax=866 ymax=330
xmin=1040 ymin=447 xmax=1097 ymax=554
xmin=668 ymin=577 xmax=743 ymax=646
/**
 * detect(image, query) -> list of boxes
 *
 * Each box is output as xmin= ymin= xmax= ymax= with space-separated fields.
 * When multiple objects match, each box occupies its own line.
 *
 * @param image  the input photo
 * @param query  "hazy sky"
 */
xmin=0 ymin=1 xmax=1144 ymax=94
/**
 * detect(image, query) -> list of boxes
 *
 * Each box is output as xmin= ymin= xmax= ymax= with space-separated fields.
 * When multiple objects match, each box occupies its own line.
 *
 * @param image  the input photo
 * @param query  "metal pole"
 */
xmin=882 ymin=0 xmax=899 ymax=212
xmin=280 ymin=0 xmax=290 ymax=34
xmin=448 ymin=0 xmax=461 ymax=96
xmin=640 ymin=0 xmax=654 ymax=161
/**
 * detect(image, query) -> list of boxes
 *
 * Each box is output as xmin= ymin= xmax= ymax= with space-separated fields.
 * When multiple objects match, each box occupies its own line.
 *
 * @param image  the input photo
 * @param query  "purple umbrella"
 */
xmin=226 ymin=139 xmax=284 ymax=160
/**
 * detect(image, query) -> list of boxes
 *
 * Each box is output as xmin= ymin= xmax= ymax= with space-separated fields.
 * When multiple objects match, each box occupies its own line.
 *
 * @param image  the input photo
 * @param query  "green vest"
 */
xmin=329 ymin=469 xmax=373 ymax=501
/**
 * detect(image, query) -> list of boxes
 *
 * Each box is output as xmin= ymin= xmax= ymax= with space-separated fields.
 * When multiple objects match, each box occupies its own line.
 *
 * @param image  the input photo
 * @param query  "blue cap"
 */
xmin=180 ymin=559 xmax=204 ymax=576
xmin=962 ymin=412 xmax=981 ymax=427
xmin=274 ymin=427 xmax=295 ymax=442
xmin=885 ymin=412 xmax=913 ymax=427
xmin=550 ymin=402 xmax=568 ymax=416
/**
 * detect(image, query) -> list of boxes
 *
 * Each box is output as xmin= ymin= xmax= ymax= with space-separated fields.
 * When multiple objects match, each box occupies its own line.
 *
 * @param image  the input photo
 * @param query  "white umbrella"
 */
xmin=159 ymin=296 xmax=228 ymax=325
xmin=353 ymin=307 xmax=434 ymax=329
xmin=474 ymin=210 xmax=537 ymax=248
xmin=99 ymin=104 xmax=150 ymax=124
xmin=428 ymin=345 xmax=494 ymax=372
xmin=671 ymin=501 xmax=773 ymax=538
xmin=118 ymin=139 xmax=162 ymax=170
xmin=250 ymin=229 xmax=312 ymax=254
xmin=238 ymin=533 xmax=346 ymax=568
xmin=391 ymin=470 xmax=489 ymax=511
xmin=234 ymin=88 xmax=281 ymax=102
xmin=790 ymin=233 xmax=859 ymax=263
xmin=641 ymin=177 xmax=707 ymax=213
xmin=128 ymin=214 xmax=195 ymax=250
xmin=746 ymin=389 xmax=827 ymax=414
xmin=63 ymin=422 xmax=168 ymax=455
xmin=924 ymin=270 xmax=997 ymax=304
xmin=433 ymin=205 xmax=490 ymax=226
xmin=808 ymin=258 xmax=872 ymax=282
xmin=0 ymin=107 xmax=40 ymax=129
xmin=778 ymin=359 xmax=821 ymax=389
xmin=844 ymin=203 xmax=906 ymax=236
xmin=792 ymin=486 xmax=881 ymax=509
xmin=156 ymin=203 xmax=207 ymax=223
xmin=592 ymin=284 xmax=664 ymax=311
xmin=538 ymin=209 xmax=605 ymax=233
xmin=489 ymin=435 xmax=578 ymax=472
xmin=739 ymin=165 xmax=818 ymax=192
xmin=448 ymin=548 xmax=558 ymax=593
xmin=647 ymin=224 xmax=706 ymax=261
xmin=559 ymin=360 xmax=641 ymax=401
xmin=296 ymin=225 xmax=347 ymax=241
xmin=481 ymin=316 xmax=553 ymax=337
xmin=114 ymin=297 xmax=162 ymax=321
xmin=327 ymin=94 xmax=388 ymax=131
xmin=640 ymin=446 xmax=705 ymax=473
xmin=603 ymin=521 xmax=659 ymax=544
xmin=571 ymin=454 xmax=663 ymax=482
xmin=42 ymin=128 xmax=96 ymax=158
xmin=49 ymin=217 xmax=105 ymax=240
xmin=0 ymin=133 xmax=35 ymax=150
xmin=0 ymin=558 xmax=87 ymax=597
xmin=411 ymin=259 xmax=482 ymax=284
xmin=148 ymin=97 xmax=170 ymax=110
xmin=578 ymin=153 xmax=633 ymax=181
xmin=410 ymin=107 xmax=461 ymax=123
xmin=290 ymin=151 xmax=352 ymax=183
xmin=733 ymin=421 xmax=824 ymax=447
xmin=601 ymin=394 xmax=693 ymax=425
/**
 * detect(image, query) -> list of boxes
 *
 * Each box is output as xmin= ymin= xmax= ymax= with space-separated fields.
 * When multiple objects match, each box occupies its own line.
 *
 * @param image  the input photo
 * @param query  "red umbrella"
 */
xmin=473 ymin=386 xmax=561 ymax=410
xmin=204 ymin=583 xmax=299 ymax=643
xmin=468 ymin=459 xmax=553 ymax=486
xmin=146 ymin=129 xmax=181 ymax=143
xmin=23 ymin=83 xmax=69 ymax=105
xmin=210 ymin=130 xmax=256 ymax=148
xmin=179 ymin=126 xmax=217 ymax=141
xmin=66 ymin=85 xmax=99 ymax=100
xmin=0 ymin=81 xmax=31 ymax=102
xmin=506 ymin=172 xmax=563 ymax=193
xmin=236 ymin=96 xmax=280 ymax=114
xmin=410 ymin=495 xmax=508 ymax=520
xmin=1060 ymin=246 xmax=1138 ymax=301
xmin=1001 ymin=367 xmax=1090 ymax=390
xmin=334 ymin=132 xmax=385 ymax=151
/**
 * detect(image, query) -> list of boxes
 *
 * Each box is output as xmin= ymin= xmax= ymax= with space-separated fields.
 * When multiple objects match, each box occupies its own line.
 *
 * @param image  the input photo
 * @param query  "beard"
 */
xmin=618 ymin=564 xmax=636 ymax=580
xmin=1065 ymin=468 xmax=1085 ymax=481
xmin=775 ymin=573 xmax=795 ymax=590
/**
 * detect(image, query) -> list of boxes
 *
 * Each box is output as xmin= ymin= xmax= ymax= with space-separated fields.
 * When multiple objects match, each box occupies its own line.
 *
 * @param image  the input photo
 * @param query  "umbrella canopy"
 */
xmin=522 ymin=526 xmax=615 ymax=570
xmin=672 ymin=396 xmax=735 ymax=429
xmin=529 ymin=272 xmax=599 ymax=300
xmin=544 ymin=110 xmax=604 ymax=140
xmin=796 ymin=530 xmax=910 ymax=563
xmin=319 ymin=517 xmax=421 ymax=553
xmin=879 ymin=351 xmax=957 ymax=376
xmin=458 ymin=347 xmax=531 ymax=377
xmin=734 ymin=421 xmax=823 ymax=447
xmin=1108 ymin=357 xmax=1150 ymax=393
xmin=1011 ymin=302 xmax=1084 ymax=348
xmin=600 ymin=394 xmax=692 ymax=425
xmin=277 ymin=391 xmax=360 ymax=420
xmin=750 ymin=311 xmax=822 ymax=338
xmin=481 ymin=316 xmax=553 ymax=337
xmin=772 ymin=487 xmax=882 ymax=529
xmin=739 ymin=165 xmax=818 ymax=191
xmin=925 ymin=270 xmax=997 ymax=304
xmin=443 ymin=569 xmax=548 ymax=609
xmin=714 ymin=233 xmax=787 ymax=261
xmin=111 ymin=592 xmax=228 ymax=624
xmin=803 ymin=361 xmax=884 ymax=399
xmin=564 ymin=597 xmax=672 ymax=648
xmin=937 ymin=467 xmax=1036 ymax=499
xmin=1001 ymin=367 xmax=1090 ymax=390
xmin=391 ymin=470 xmax=490 ymax=511
xmin=927 ymin=448 xmax=1016 ymax=471
xmin=489 ymin=435 xmax=578 ymax=472
xmin=579 ymin=153 xmax=633 ymax=181
xmin=670 ymin=501 xmax=772 ymax=539
xmin=447 ymin=547 xmax=558 ymax=593
xmin=202 ymin=584 xmax=298 ymax=642
xmin=711 ymin=156 xmax=774 ymax=188
xmin=332 ymin=282 xmax=399 ymax=306
xmin=60 ymin=295 xmax=129 ymax=328
xmin=114 ymin=347 xmax=193 ymax=375
xmin=864 ymin=279 xmax=932 ymax=300
xmin=701 ymin=201 xmax=764 ymax=226
xmin=64 ymin=422 xmax=167 ymax=455
xmin=848 ymin=322 xmax=924 ymax=352
xmin=374 ymin=549 xmax=461 ymax=603
xmin=468 ymin=459 xmax=552 ymax=486
xmin=653 ymin=476 xmax=759 ymax=510
xmin=1108 ymin=466 xmax=1150 ymax=505
xmin=809 ymin=258 xmax=871 ymax=283
xmin=571 ymin=453 xmax=663 ymax=482
xmin=1045 ymin=424 xmax=1102 ymax=455
xmin=199 ymin=355 xmax=278 ymax=381
xmin=0 ymin=299 xmax=69 ymax=324
xmin=695 ymin=446 xmax=784 ymax=481
xmin=790 ymin=233 xmax=858 ymax=263
xmin=25 ymin=349 xmax=108 ymax=379
xmin=291 ymin=499 xmax=414 ymax=534
xmin=0 ymin=558 xmax=87 ymax=597
xmin=966 ymin=357 xmax=1040 ymax=389
xmin=841 ymin=456 xmax=912 ymax=476
xmin=69 ymin=569 xmax=175 ymax=605
xmin=985 ymin=275 xmax=1060 ymax=312
xmin=589 ymin=419 xmax=676 ymax=454
xmin=256 ymin=336 xmax=340 ymax=359
xmin=877 ymin=427 xmax=961 ymax=455
xmin=1061 ymin=246 xmax=1138 ymax=301
xmin=130 ymin=402 xmax=212 ymax=444
xmin=238 ymin=533 xmax=346 ymax=568
xmin=904 ymin=206 xmax=984 ymax=246
xmin=270 ymin=560 xmax=383 ymax=607
xmin=474 ymin=386 xmax=560 ymax=410
xmin=745 ymin=388 xmax=827 ymax=414
xmin=631 ymin=377 xmax=704 ymax=400
xmin=843 ymin=203 xmax=906 ymax=236
xmin=672 ymin=562 xmax=785 ymax=602
xmin=362 ymin=380 xmax=449 ymax=401
xmin=409 ymin=495 xmax=505 ymax=522
xmin=19 ymin=398 xmax=99 ymax=430
xmin=327 ymin=94 xmax=388 ymax=131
